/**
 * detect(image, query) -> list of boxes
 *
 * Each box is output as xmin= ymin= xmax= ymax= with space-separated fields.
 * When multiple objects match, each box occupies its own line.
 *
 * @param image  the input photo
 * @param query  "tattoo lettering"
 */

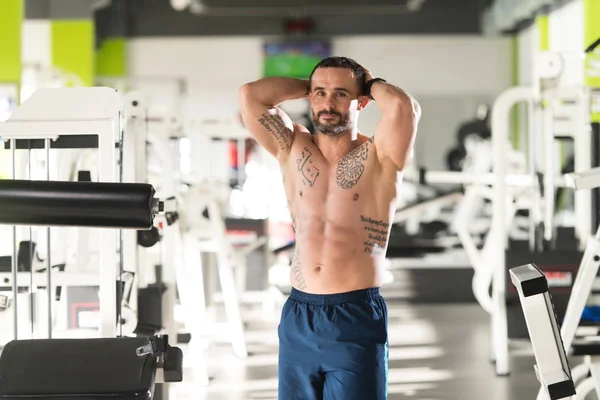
xmin=336 ymin=143 xmax=369 ymax=189
xmin=361 ymin=215 xmax=390 ymax=256
xmin=258 ymin=112 xmax=293 ymax=152
xmin=291 ymin=250 xmax=306 ymax=290
xmin=296 ymin=147 xmax=320 ymax=187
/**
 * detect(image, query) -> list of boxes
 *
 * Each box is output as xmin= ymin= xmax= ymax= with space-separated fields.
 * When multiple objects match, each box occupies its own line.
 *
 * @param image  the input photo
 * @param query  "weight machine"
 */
xmin=399 ymin=47 xmax=597 ymax=376
xmin=0 ymin=87 xmax=183 ymax=399
xmin=510 ymin=263 xmax=576 ymax=400
xmin=0 ymin=87 xmax=121 ymax=339
xmin=515 ymin=166 xmax=600 ymax=400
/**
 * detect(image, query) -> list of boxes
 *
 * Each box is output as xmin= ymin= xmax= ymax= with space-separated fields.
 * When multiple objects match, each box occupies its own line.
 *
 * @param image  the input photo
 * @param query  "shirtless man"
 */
xmin=238 ymin=56 xmax=421 ymax=400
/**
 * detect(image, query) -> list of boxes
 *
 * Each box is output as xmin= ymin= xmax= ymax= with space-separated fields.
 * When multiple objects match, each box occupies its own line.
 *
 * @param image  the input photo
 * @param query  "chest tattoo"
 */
xmin=296 ymin=147 xmax=320 ymax=187
xmin=336 ymin=144 xmax=369 ymax=189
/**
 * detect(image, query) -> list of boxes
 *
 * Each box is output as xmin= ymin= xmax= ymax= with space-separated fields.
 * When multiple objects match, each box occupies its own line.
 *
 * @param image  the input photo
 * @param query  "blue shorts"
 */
xmin=278 ymin=287 xmax=389 ymax=400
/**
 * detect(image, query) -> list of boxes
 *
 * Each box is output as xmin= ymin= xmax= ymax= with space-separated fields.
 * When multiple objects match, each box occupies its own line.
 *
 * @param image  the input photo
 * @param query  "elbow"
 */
xmin=238 ymin=83 xmax=254 ymax=103
xmin=402 ymin=150 xmax=415 ymax=171
xmin=239 ymin=82 xmax=271 ymax=108
xmin=412 ymin=99 xmax=422 ymax=120
xmin=395 ymin=148 xmax=415 ymax=172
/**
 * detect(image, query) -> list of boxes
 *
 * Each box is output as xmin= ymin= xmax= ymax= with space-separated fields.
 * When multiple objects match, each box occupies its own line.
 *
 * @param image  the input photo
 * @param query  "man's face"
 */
xmin=309 ymin=67 xmax=361 ymax=137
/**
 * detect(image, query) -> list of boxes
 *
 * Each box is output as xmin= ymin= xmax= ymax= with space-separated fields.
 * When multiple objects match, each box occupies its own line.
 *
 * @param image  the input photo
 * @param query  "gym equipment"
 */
xmin=456 ymin=112 xmax=491 ymax=144
xmin=564 ymin=166 xmax=600 ymax=190
xmin=388 ymin=190 xmax=464 ymax=257
xmin=0 ymin=91 xmax=168 ymax=343
xmin=121 ymin=91 xmax=152 ymax=317
xmin=0 ymin=179 xmax=161 ymax=229
xmin=505 ymin=41 xmax=600 ymax=399
xmin=0 ymin=86 xmax=122 ymax=338
xmin=505 ymin=236 xmax=583 ymax=340
xmin=538 ymin=166 xmax=600 ymax=399
xmin=136 ymin=119 xmax=213 ymax=385
xmin=446 ymin=146 xmax=467 ymax=171
xmin=0 ymin=176 xmax=163 ymax=340
xmin=509 ymin=263 xmax=576 ymax=400
xmin=506 ymin=166 xmax=600 ymax=400
xmin=0 ymin=86 xmax=184 ymax=399
xmin=0 ymin=334 xmax=183 ymax=399
xmin=489 ymin=82 xmax=583 ymax=376
xmin=391 ymin=137 xmax=497 ymax=256
xmin=445 ymin=105 xmax=491 ymax=171
xmin=179 ymin=182 xmax=248 ymax=359
xmin=138 ymin=226 xmax=161 ymax=248
xmin=418 ymin=49 xmax=595 ymax=375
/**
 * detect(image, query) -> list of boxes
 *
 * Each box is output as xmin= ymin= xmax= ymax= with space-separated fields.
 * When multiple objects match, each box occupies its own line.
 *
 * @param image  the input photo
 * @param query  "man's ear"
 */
xmin=357 ymin=95 xmax=371 ymax=111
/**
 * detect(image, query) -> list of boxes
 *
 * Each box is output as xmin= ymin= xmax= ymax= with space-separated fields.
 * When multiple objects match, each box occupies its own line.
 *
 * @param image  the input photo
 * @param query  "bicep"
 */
xmin=374 ymin=103 xmax=420 ymax=171
xmin=239 ymin=91 xmax=295 ymax=159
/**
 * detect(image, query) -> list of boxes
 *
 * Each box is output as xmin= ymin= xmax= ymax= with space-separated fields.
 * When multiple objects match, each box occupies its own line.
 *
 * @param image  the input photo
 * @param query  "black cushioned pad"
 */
xmin=0 ymin=180 xmax=155 ymax=229
xmin=0 ymin=337 xmax=157 ymax=399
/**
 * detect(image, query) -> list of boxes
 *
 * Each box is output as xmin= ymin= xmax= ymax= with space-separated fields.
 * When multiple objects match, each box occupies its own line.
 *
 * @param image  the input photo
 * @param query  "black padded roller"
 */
xmin=0 ymin=180 xmax=156 ymax=229
xmin=0 ymin=337 xmax=158 ymax=399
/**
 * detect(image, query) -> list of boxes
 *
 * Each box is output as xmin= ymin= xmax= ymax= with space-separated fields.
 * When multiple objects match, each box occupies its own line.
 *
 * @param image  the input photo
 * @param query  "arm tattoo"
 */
xmin=361 ymin=215 xmax=390 ymax=256
xmin=291 ymin=249 xmax=307 ymax=290
xmin=336 ymin=143 xmax=370 ymax=189
xmin=296 ymin=147 xmax=320 ymax=186
xmin=258 ymin=112 xmax=293 ymax=152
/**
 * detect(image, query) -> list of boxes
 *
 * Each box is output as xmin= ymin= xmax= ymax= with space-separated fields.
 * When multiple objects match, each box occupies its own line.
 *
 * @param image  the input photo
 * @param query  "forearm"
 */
xmin=242 ymin=77 xmax=309 ymax=107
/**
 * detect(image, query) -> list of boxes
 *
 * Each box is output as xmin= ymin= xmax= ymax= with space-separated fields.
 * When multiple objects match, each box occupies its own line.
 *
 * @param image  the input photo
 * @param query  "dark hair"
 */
xmin=308 ymin=56 xmax=367 ymax=95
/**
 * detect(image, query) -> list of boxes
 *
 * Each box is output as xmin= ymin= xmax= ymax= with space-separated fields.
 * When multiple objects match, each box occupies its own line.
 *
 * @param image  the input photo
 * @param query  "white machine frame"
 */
xmin=400 ymin=50 xmax=594 ymax=375
xmin=533 ymin=167 xmax=600 ymax=400
xmin=509 ymin=263 xmax=576 ymax=400
xmin=0 ymin=87 xmax=120 ymax=339
xmin=409 ymin=87 xmax=545 ymax=374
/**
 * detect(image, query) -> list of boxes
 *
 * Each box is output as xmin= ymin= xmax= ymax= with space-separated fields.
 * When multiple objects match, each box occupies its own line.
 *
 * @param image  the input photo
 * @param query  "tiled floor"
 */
xmin=166 ymin=301 xmax=568 ymax=400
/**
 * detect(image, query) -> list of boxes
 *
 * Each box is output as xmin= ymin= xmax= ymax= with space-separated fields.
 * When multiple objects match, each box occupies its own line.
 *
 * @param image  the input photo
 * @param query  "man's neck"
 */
xmin=312 ymin=130 xmax=358 ymax=162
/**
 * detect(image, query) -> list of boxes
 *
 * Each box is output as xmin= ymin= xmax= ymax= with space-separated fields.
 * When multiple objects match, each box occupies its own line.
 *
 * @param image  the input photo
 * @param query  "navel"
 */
xmin=299 ymin=190 xmax=303 ymax=197
xmin=353 ymin=194 xmax=359 ymax=201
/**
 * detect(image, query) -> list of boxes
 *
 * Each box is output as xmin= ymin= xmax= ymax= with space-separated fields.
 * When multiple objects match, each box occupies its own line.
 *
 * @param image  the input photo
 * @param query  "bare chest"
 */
xmin=285 ymin=143 xmax=375 ymax=203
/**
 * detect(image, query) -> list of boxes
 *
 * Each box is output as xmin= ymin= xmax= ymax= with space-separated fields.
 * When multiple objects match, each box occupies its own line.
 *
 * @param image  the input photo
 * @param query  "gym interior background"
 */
xmin=0 ymin=0 xmax=599 ymax=399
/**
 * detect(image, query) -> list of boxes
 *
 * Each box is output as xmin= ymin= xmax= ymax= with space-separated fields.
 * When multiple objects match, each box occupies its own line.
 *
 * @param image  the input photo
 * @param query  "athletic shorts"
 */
xmin=278 ymin=287 xmax=389 ymax=400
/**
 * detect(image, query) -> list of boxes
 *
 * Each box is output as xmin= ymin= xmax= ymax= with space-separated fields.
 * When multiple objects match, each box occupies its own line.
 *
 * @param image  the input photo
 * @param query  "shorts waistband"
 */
xmin=289 ymin=287 xmax=381 ymax=306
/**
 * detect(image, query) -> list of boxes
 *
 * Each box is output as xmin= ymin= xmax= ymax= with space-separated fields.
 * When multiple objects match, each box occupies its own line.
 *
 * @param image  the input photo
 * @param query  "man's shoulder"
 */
xmin=276 ymin=128 xmax=312 ymax=164
xmin=357 ymin=133 xmax=374 ymax=144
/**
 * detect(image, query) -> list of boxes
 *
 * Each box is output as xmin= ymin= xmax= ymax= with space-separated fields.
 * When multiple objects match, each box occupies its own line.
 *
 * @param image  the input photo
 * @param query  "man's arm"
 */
xmin=238 ymin=77 xmax=309 ymax=160
xmin=369 ymin=76 xmax=421 ymax=171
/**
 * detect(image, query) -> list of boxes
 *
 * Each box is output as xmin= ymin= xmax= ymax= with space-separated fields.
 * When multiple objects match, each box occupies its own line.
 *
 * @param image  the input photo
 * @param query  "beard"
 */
xmin=312 ymin=109 xmax=352 ymax=137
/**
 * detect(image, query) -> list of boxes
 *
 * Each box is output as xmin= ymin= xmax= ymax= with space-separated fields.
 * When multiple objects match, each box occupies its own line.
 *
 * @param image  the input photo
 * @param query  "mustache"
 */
xmin=317 ymin=110 xmax=341 ymax=117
